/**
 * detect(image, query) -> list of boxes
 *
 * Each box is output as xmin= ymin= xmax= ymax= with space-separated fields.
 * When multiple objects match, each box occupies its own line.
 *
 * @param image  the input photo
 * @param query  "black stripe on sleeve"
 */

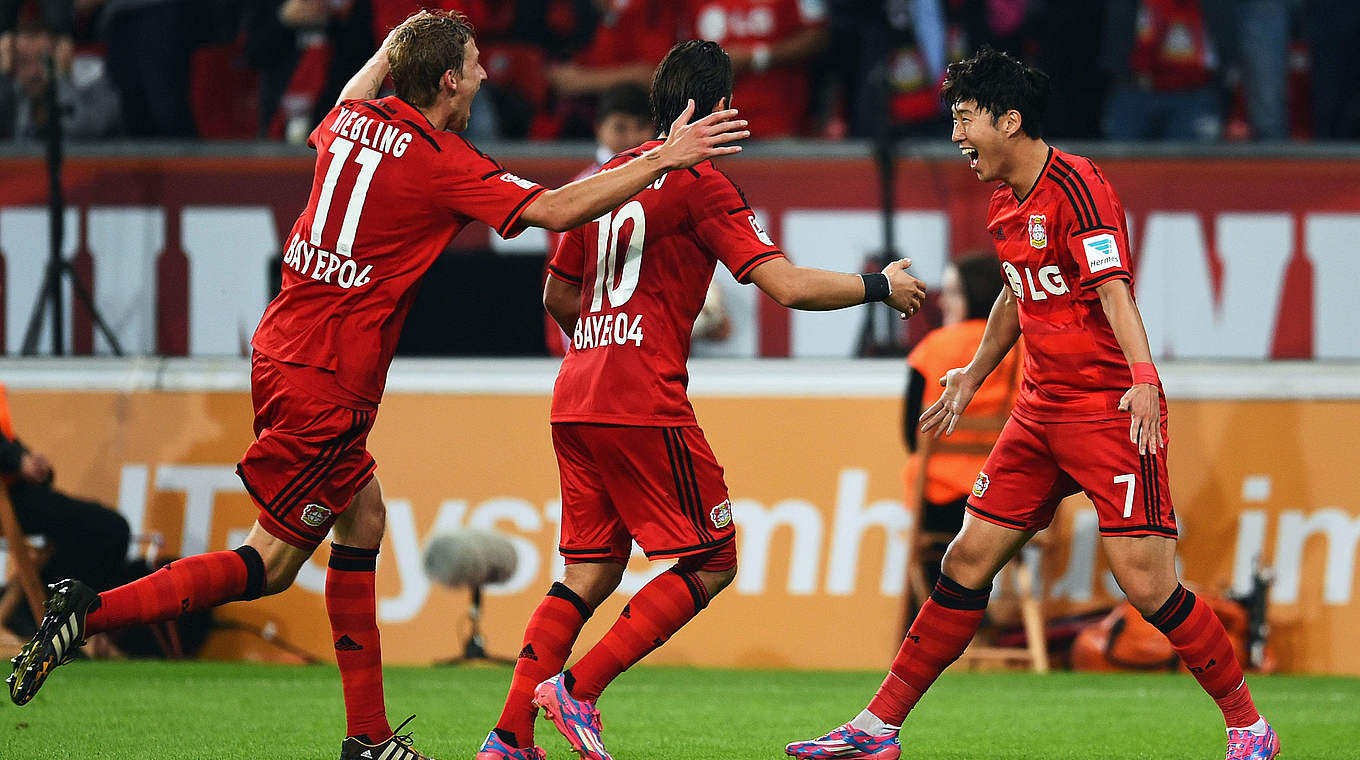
xmin=1047 ymin=171 xmax=1094 ymax=230
xmin=1052 ymin=157 xmax=1103 ymax=227
xmin=1069 ymin=224 xmax=1121 ymax=236
xmin=399 ymin=119 xmax=441 ymax=152
xmin=546 ymin=264 xmax=583 ymax=286
xmin=726 ymin=205 xmax=752 ymax=216
xmin=732 ymin=251 xmax=784 ymax=283
xmin=498 ymin=186 xmax=547 ymax=238
xmin=686 ymin=167 xmax=701 ymax=178
xmin=1079 ymin=270 xmax=1132 ymax=289
xmin=480 ymin=169 xmax=503 ymax=181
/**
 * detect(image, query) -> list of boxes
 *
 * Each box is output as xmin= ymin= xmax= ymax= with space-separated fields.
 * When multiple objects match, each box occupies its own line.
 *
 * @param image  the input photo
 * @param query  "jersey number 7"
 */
xmin=311 ymin=137 xmax=383 ymax=257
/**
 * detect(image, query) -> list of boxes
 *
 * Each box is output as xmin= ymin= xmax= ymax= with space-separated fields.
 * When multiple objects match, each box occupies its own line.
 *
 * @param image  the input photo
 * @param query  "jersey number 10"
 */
xmin=311 ymin=136 xmax=383 ymax=257
xmin=589 ymin=200 xmax=646 ymax=312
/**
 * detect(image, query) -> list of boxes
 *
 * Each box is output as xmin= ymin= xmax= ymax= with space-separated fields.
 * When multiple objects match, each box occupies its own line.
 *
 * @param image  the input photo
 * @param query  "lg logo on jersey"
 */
xmin=1002 ymin=260 xmax=1069 ymax=301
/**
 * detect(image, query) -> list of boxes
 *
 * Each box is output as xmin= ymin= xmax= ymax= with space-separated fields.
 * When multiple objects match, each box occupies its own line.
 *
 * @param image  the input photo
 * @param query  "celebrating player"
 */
xmin=7 ymin=11 xmax=748 ymax=760
xmin=783 ymin=48 xmax=1280 ymax=760
xmin=475 ymin=40 xmax=927 ymax=760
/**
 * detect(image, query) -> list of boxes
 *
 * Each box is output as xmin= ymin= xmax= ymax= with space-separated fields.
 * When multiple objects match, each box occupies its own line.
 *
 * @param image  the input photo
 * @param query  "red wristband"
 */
xmin=1131 ymin=362 xmax=1159 ymax=386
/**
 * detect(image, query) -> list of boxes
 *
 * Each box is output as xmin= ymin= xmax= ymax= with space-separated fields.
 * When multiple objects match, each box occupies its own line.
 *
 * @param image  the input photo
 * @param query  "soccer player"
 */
xmin=783 ymin=48 xmax=1280 ymax=760
xmin=475 ymin=40 xmax=928 ymax=760
xmin=7 ymin=11 xmax=748 ymax=760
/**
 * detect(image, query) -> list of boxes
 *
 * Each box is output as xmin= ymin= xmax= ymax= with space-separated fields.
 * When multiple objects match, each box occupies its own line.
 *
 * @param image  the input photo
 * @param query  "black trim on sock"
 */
xmin=328 ymin=542 xmax=378 ymax=572
xmin=562 ymin=670 xmax=577 ymax=694
xmin=668 ymin=567 xmax=711 ymax=612
xmin=929 ymin=573 xmax=991 ymax=611
xmin=493 ymin=728 xmax=518 ymax=748
xmin=547 ymin=582 xmax=594 ymax=620
xmin=1145 ymin=584 xmax=1196 ymax=634
xmin=233 ymin=545 xmax=267 ymax=601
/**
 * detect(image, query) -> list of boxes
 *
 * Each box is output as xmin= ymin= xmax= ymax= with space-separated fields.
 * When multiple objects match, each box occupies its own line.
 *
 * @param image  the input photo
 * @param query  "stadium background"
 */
xmin=1 ymin=0 xmax=1359 ymax=732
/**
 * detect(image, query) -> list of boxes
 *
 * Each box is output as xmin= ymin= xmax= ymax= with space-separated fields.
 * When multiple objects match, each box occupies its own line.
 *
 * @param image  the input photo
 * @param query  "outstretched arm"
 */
xmin=518 ymin=101 xmax=748 ymax=233
xmin=745 ymin=256 xmax=926 ymax=316
xmin=919 ymin=286 xmax=1020 ymax=437
xmin=1097 ymin=279 xmax=1163 ymax=456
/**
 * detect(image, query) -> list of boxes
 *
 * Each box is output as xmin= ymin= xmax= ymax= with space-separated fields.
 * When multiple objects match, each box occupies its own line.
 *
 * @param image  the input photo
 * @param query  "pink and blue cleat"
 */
xmin=475 ymin=730 xmax=545 ymax=760
xmin=1226 ymin=723 xmax=1280 ymax=760
xmin=784 ymin=722 xmax=901 ymax=760
xmin=532 ymin=674 xmax=612 ymax=760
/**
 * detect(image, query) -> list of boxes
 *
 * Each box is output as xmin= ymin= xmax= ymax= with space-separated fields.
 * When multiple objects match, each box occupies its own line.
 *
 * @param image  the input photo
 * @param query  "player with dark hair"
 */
xmin=477 ymin=39 xmax=927 ymax=760
xmin=784 ymin=47 xmax=1279 ymax=760
xmin=8 ymin=12 xmax=749 ymax=760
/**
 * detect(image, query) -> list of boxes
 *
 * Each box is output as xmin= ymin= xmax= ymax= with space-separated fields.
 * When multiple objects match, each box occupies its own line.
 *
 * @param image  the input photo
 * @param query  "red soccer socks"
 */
xmin=493 ymin=582 xmax=594 ymax=749
xmin=326 ymin=543 xmax=390 ymax=742
xmin=566 ymin=568 xmax=711 ymax=702
xmin=1145 ymin=585 xmax=1261 ymax=729
xmin=85 ymin=546 xmax=265 ymax=635
xmin=867 ymin=575 xmax=989 ymax=727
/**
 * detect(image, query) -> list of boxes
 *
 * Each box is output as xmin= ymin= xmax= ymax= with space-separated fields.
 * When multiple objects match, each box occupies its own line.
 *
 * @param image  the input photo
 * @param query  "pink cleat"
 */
xmin=1226 ymin=723 xmax=1280 ymax=760
xmin=532 ymin=674 xmax=612 ymax=760
xmin=475 ymin=730 xmax=545 ymax=760
xmin=784 ymin=722 xmax=901 ymax=760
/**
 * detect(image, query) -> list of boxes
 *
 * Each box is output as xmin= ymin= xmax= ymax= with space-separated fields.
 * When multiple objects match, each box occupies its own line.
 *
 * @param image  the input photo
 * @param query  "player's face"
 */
xmin=596 ymin=113 xmax=654 ymax=154
xmin=951 ymin=100 xmax=1008 ymax=183
xmin=448 ymin=39 xmax=486 ymax=132
xmin=940 ymin=264 xmax=966 ymax=326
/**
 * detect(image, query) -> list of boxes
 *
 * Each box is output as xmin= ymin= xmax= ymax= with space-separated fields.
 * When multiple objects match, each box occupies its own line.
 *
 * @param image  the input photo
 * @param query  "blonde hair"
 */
xmin=386 ymin=11 xmax=475 ymax=108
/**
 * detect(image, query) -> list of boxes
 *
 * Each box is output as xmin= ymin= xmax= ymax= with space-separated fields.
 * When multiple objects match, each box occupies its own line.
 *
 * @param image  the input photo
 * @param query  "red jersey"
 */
xmin=252 ymin=96 xmax=546 ymax=404
xmin=548 ymin=140 xmax=784 ymax=425
xmin=575 ymin=0 xmax=681 ymax=69
xmin=687 ymin=0 xmax=826 ymax=137
xmin=986 ymin=147 xmax=1160 ymax=423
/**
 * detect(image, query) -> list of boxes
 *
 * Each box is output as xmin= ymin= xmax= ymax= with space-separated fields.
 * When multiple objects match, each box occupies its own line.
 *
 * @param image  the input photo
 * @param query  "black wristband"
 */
xmin=860 ymin=272 xmax=891 ymax=303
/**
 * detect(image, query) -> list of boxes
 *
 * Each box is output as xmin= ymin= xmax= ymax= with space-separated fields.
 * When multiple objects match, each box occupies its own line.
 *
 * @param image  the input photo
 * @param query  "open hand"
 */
xmin=919 ymin=368 xmax=980 ymax=438
xmin=882 ymin=258 xmax=926 ymax=319
xmin=652 ymin=100 xmax=749 ymax=170
xmin=1118 ymin=383 xmax=1163 ymax=456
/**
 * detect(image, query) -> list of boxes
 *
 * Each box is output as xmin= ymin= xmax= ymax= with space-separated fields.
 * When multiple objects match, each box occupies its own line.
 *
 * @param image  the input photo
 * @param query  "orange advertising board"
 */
xmin=6 ymin=377 xmax=1359 ymax=674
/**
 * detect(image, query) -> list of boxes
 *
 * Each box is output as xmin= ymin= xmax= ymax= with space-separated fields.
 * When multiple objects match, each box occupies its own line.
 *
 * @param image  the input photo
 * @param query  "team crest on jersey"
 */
xmin=301 ymin=503 xmax=332 ymax=527
xmin=710 ymin=499 xmax=733 ymax=529
xmin=972 ymin=473 xmax=990 ymax=498
xmin=1028 ymin=214 xmax=1048 ymax=249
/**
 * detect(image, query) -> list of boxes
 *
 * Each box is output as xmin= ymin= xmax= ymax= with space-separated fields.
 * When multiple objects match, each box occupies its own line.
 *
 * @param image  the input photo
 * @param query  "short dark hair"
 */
xmin=940 ymin=47 xmax=1050 ymax=139
xmin=596 ymin=83 xmax=652 ymax=125
xmin=954 ymin=252 xmax=1004 ymax=321
xmin=650 ymin=40 xmax=733 ymax=131
xmin=387 ymin=10 xmax=475 ymax=108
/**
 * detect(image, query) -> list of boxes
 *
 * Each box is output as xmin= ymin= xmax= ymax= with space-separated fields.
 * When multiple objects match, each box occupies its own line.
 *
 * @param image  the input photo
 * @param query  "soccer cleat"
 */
xmin=475 ymin=730 xmax=545 ymax=760
xmin=532 ymin=673 xmax=612 ymax=760
xmin=784 ymin=722 xmax=901 ymax=760
xmin=1225 ymin=723 xmax=1280 ymax=760
xmin=339 ymin=715 xmax=438 ymax=760
xmin=8 ymin=579 xmax=100 ymax=706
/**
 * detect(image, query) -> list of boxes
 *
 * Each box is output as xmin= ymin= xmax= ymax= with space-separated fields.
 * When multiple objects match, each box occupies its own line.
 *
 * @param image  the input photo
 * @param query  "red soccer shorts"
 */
xmin=552 ymin=423 xmax=735 ymax=562
xmin=966 ymin=413 xmax=1177 ymax=538
xmin=236 ymin=353 xmax=378 ymax=551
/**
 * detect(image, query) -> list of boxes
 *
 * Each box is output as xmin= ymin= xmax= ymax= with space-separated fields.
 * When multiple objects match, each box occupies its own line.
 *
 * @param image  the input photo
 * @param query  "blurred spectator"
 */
xmin=1306 ymin=0 xmax=1360 ymax=139
xmin=1235 ymin=0 xmax=1290 ymax=140
xmin=1102 ymin=0 xmax=1225 ymax=140
xmin=0 ymin=0 xmax=74 ymax=75
xmin=0 ymin=383 xmax=130 ymax=601
xmin=685 ymin=0 xmax=828 ymax=138
xmin=0 ymin=21 xmax=120 ymax=139
xmin=827 ymin=0 xmax=954 ymax=138
xmin=96 ymin=0 xmax=197 ymax=137
xmin=546 ymin=0 xmax=680 ymax=138
xmin=901 ymin=253 xmax=1019 ymax=590
xmin=244 ymin=0 xmax=338 ymax=140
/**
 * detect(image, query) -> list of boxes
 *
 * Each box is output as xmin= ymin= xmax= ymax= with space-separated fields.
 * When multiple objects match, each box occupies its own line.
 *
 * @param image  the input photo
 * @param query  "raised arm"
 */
xmin=919 ymin=286 xmax=1020 ymax=437
xmin=518 ymin=101 xmax=748 ymax=233
xmin=1097 ymin=278 xmax=1164 ymax=456
xmin=334 ymin=13 xmax=418 ymax=104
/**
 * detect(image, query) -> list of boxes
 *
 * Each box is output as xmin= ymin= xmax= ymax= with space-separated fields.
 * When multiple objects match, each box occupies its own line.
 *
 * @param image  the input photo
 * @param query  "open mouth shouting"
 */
xmin=961 ymin=146 xmax=979 ymax=172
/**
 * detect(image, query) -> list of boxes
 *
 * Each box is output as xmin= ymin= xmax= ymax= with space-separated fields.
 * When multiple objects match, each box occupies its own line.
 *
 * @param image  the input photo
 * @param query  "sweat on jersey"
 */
xmin=986 ymin=146 xmax=1164 ymax=423
xmin=547 ymin=140 xmax=784 ymax=426
xmin=252 ymin=96 xmax=546 ymax=405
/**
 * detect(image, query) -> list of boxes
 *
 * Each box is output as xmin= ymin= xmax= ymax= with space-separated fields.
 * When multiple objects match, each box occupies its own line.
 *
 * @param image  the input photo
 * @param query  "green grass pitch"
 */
xmin=5 ymin=661 xmax=1356 ymax=759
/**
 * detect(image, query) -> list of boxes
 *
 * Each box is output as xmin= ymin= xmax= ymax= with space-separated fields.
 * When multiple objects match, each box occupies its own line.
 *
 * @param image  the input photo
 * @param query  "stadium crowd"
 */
xmin=0 ymin=0 xmax=1357 ymax=143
